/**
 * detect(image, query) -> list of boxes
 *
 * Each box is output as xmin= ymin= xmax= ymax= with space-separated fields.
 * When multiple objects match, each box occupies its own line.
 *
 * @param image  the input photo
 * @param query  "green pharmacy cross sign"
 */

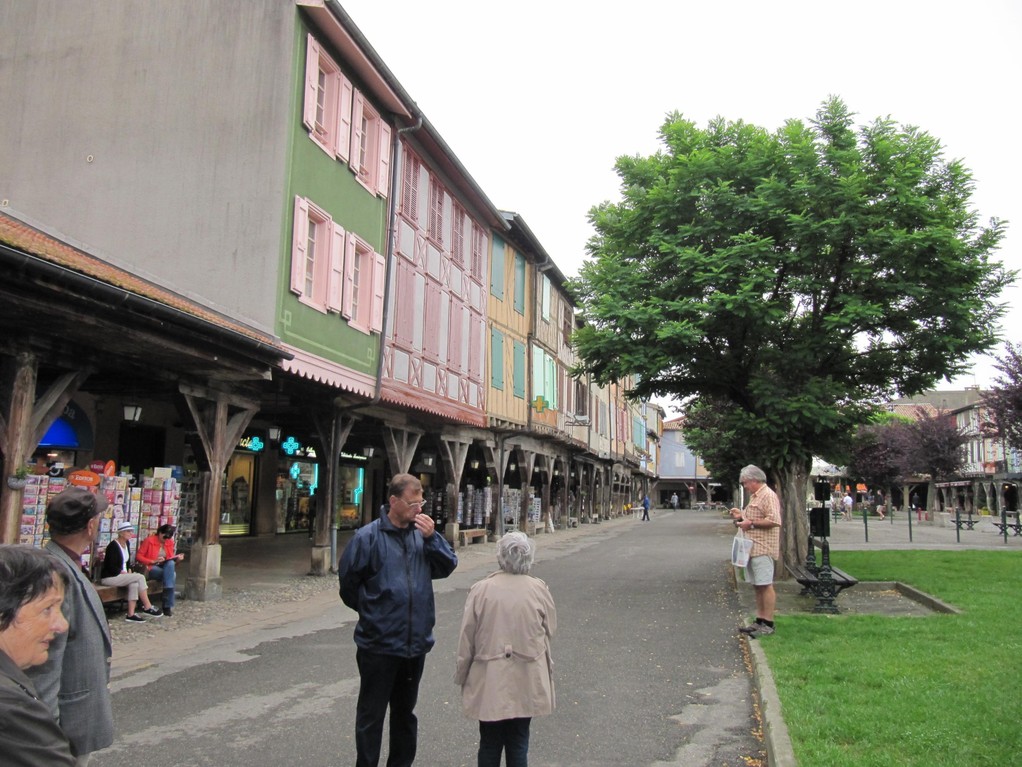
xmin=531 ymin=395 xmax=549 ymax=413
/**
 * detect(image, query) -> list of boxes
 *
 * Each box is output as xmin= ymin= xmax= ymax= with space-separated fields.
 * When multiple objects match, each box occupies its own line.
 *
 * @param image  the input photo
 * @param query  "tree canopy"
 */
xmin=983 ymin=343 xmax=1022 ymax=456
xmin=570 ymin=97 xmax=1013 ymax=564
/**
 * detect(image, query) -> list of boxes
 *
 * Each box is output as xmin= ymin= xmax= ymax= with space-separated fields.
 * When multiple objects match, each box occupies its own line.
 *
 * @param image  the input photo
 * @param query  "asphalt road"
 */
xmin=91 ymin=511 xmax=763 ymax=767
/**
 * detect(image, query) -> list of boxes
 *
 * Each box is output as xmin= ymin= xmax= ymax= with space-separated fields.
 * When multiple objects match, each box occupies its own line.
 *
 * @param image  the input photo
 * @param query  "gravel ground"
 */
xmin=107 ymin=575 xmax=338 ymax=644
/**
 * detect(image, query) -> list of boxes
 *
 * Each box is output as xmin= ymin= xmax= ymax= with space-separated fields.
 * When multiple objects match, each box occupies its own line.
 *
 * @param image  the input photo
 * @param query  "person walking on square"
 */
xmin=135 ymin=524 xmax=184 ymax=616
xmin=729 ymin=465 xmax=783 ymax=638
xmin=456 ymin=532 xmax=556 ymax=767
xmin=100 ymin=523 xmax=162 ymax=622
xmin=338 ymin=473 xmax=459 ymax=767
xmin=26 ymin=488 xmax=115 ymax=765
xmin=641 ymin=494 xmax=651 ymax=521
xmin=670 ymin=492 xmax=679 ymax=511
xmin=841 ymin=491 xmax=854 ymax=521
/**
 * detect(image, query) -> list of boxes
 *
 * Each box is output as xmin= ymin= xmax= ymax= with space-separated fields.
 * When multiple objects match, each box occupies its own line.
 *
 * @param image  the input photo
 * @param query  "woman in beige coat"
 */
xmin=455 ymin=532 xmax=556 ymax=767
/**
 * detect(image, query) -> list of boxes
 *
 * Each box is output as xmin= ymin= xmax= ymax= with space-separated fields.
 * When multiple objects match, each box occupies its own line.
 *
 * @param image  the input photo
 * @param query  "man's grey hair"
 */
xmin=496 ymin=531 xmax=534 ymax=575
xmin=739 ymin=465 xmax=767 ymax=483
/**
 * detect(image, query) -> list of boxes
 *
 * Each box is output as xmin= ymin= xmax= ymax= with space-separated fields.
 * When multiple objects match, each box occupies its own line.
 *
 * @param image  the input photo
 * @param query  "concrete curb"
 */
xmin=729 ymin=565 xmax=798 ymax=767
xmin=747 ymin=638 xmax=798 ymax=767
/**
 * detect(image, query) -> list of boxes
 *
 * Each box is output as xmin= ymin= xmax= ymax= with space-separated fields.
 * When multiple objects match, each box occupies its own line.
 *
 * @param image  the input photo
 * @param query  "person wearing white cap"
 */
xmin=98 ymin=523 xmax=162 ymax=622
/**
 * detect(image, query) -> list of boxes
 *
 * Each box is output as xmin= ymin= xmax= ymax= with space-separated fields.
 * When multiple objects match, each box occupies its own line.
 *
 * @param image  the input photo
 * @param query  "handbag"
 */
xmin=130 ymin=560 xmax=150 ymax=576
xmin=731 ymin=529 xmax=754 ymax=567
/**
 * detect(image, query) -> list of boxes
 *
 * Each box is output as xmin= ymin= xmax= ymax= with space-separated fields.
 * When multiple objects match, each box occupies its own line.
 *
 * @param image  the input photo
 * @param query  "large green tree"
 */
xmin=571 ymin=97 xmax=1012 ymax=568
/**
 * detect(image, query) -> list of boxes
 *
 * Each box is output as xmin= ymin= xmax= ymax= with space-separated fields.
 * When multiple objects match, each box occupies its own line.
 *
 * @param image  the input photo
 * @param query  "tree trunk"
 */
xmin=772 ymin=463 xmax=810 ymax=577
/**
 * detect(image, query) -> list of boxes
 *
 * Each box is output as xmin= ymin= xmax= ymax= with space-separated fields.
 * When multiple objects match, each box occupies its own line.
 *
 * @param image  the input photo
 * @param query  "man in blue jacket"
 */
xmin=339 ymin=473 xmax=458 ymax=767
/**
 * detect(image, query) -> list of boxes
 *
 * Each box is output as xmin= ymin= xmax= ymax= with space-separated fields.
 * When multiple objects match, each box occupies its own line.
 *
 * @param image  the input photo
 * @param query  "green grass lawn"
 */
xmin=760 ymin=550 xmax=1022 ymax=767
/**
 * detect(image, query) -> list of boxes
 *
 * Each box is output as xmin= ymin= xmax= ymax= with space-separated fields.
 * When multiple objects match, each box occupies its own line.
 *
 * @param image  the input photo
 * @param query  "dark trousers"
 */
xmin=478 ymin=718 xmax=531 ymax=767
xmin=354 ymin=649 xmax=426 ymax=767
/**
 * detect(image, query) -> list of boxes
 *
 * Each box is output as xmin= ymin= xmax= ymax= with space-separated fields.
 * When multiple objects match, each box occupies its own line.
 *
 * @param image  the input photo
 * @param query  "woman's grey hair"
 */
xmin=739 ymin=464 xmax=767 ymax=483
xmin=496 ymin=532 xmax=534 ymax=575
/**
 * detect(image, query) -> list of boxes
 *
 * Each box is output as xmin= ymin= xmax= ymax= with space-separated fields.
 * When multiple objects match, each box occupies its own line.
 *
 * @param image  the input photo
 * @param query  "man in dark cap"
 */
xmin=25 ymin=487 xmax=114 ymax=765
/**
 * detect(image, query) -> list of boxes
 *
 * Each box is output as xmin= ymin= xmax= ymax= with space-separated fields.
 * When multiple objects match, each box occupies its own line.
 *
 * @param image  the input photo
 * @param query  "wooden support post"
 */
xmin=181 ymin=385 xmax=257 ymax=601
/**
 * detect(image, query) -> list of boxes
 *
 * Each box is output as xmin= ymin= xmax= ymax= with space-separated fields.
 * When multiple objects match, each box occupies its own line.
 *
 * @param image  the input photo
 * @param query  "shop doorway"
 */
xmin=118 ymin=423 xmax=165 ymax=474
xmin=221 ymin=452 xmax=256 ymax=536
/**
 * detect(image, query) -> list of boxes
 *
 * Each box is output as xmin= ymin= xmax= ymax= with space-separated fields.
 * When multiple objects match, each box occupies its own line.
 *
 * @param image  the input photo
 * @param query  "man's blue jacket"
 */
xmin=338 ymin=510 xmax=458 ymax=657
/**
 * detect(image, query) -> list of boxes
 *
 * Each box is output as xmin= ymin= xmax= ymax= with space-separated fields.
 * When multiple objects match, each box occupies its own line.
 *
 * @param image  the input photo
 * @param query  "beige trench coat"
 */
xmin=455 ymin=571 xmax=556 ymax=722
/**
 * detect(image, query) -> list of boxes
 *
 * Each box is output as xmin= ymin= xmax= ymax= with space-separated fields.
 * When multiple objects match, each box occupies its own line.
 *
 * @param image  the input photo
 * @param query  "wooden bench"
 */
xmin=785 ymin=535 xmax=857 ymax=614
xmin=992 ymin=520 xmax=1022 ymax=536
xmin=93 ymin=579 xmax=163 ymax=608
xmin=457 ymin=528 xmax=488 ymax=547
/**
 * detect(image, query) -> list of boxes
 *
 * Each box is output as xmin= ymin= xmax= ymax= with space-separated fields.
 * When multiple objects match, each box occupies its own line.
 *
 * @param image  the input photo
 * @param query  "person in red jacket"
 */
xmin=135 ymin=525 xmax=184 ymax=617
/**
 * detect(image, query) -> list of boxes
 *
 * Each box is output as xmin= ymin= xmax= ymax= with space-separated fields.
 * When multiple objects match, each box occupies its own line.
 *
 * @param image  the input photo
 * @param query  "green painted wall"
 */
xmin=276 ymin=21 xmax=390 ymax=376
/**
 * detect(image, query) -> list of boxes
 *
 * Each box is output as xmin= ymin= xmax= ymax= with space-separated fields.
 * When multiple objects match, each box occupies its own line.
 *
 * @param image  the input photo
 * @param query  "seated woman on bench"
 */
xmin=136 ymin=524 xmax=184 ymax=617
xmin=99 ymin=523 xmax=162 ymax=622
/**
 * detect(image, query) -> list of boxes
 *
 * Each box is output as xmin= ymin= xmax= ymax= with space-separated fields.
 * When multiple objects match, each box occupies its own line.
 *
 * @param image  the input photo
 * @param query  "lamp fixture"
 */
xmin=470 ymin=459 xmax=480 ymax=471
xmin=422 ymin=453 xmax=435 ymax=468
xmin=268 ymin=426 xmax=281 ymax=442
xmin=123 ymin=404 xmax=143 ymax=423
xmin=363 ymin=445 xmax=375 ymax=458
xmin=508 ymin=461 xmax=517 ymax=473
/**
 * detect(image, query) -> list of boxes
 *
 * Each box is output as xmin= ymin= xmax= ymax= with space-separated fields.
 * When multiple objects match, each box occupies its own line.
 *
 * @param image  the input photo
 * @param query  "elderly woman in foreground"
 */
xmin=455 ymin=532 xmax=557 ymax=767
xmin=0 ymin=544 xmax=76 ymax=767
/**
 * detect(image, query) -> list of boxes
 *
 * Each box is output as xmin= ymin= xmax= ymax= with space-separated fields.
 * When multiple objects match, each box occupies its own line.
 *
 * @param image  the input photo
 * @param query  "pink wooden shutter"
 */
xmin=468 ymin=314 xmax=483 ymax=381
xmin=342 ymin=232 xmax=357 ymax=319
xmin=377 ymin=123 xmax=392 ymax=198
xmin=336 ymin=74 xmax=353 ymax=162
xmin=402 ymin=149 xmax=419 ymax=221
xmin=394 ymin=260 xmax=415 ymax=347
xmin=449 ymin=301 xmax=465 ymax=373
xmin=291 ymin=196 xmax=309 ymax=295
xmin=423 ymin=282 xmax=441 ymax=359
xmin=327 ymin=221 xmax=346 ymax=312
xmin=348 ymin=91 xmax=364 ymax=174
xmin=303 ymin=36 xmax=319 ymax=132
xmin=370 ymin=250 xmax=386 ymax=333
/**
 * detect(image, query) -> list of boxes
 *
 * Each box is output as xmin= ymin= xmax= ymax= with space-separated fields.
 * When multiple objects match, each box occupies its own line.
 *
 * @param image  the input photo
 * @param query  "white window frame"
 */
xmin=343 ymin=232 xmax=386 ymax=335
xmin=291 ymin=196 xmax=345 ymax=315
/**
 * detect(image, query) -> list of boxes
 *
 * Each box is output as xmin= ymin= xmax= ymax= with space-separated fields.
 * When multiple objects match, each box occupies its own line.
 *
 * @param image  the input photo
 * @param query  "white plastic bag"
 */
xmin=731 ymin=529 xmax=754 ymax=567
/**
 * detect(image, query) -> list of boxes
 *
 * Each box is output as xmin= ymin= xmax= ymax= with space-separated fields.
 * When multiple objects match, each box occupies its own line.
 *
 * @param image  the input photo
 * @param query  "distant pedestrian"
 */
xmin=911 ymin=491 xmax=922 ymax=521
xmin=729 ymin=465 xmax=782 ymax=638
xmin=841 ymin=492 xmax=854 ymax=521
xmin=670 ymin=492 xmax=679 ymax=511
xmin=338 ymin=473 xmax=459 ymax=767
xmin=875 ymin=491 xmax=886 ymax=520
xmin=456 ymin=532 xmax=556 ymax=767
xmin=641 ymin=494 xmax=651 ymax=522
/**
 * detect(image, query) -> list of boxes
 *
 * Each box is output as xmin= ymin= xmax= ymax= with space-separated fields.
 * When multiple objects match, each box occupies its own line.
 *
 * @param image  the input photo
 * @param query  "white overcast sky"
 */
xmin=342 ymin=0 xmax=1021 ymax=390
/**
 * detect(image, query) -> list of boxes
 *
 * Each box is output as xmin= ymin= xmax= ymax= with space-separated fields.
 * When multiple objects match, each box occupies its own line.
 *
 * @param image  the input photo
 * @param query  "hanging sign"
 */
xmin=68 ymin=469 xmax=101 ymax=487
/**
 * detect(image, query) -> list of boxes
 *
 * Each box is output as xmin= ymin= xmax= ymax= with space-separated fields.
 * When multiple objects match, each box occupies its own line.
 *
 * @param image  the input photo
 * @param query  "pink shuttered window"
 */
xmin=448 ymin=300 xmax=466 ymax=373
xmin=343 ymin=233 xmax=386 ymax=335
xmin=427 ymin=175 xmax=444 ymax=245
xmin=470 ymin=223 xmax=486 ymax=281
xmin=401 ymin=149 xmax=421 ymax=222
xmin=350 ymin=93 xmax=391 ymax=198
xmin=291 ymin=196 xmax=343 ymax=315
xmin=303 ymin=35 xmax=349 ymax=159
xmin=468 ymin=313 xmax=484 ymax=382
xmin=451 ymin=203 xmax=466 ymax=266
xmin=394 ymin=260 xmax=416 ymax=348
xmin=423 ymin=281 xmax=442 ymax=361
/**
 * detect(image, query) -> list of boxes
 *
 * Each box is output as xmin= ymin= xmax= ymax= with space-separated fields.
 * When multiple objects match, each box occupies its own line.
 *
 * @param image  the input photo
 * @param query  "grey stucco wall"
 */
xmin=0 ymin=0 xmax=296 ymax=334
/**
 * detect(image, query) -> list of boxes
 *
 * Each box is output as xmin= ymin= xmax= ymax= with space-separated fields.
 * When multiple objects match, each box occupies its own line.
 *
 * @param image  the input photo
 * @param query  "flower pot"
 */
xmin=7 ymin=476 xmax=28 ymax=490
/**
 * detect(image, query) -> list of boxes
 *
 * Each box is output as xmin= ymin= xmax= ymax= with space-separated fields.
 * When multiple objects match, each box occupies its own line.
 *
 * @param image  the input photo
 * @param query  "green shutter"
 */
xmin=491 ymin=328 xmax=504 ymax=390
xmin=513 ymin=252 xmax=526 ymax=314
xmin=490 ymin=236 xmax=505 ymax=299
xmin=513 ymin=340 xmax=526 ymax=398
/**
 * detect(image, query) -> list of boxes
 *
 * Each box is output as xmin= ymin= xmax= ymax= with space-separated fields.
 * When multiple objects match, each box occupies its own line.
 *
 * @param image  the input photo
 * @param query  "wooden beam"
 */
xmin=0 ymin=352 xmax=38 ymax=543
